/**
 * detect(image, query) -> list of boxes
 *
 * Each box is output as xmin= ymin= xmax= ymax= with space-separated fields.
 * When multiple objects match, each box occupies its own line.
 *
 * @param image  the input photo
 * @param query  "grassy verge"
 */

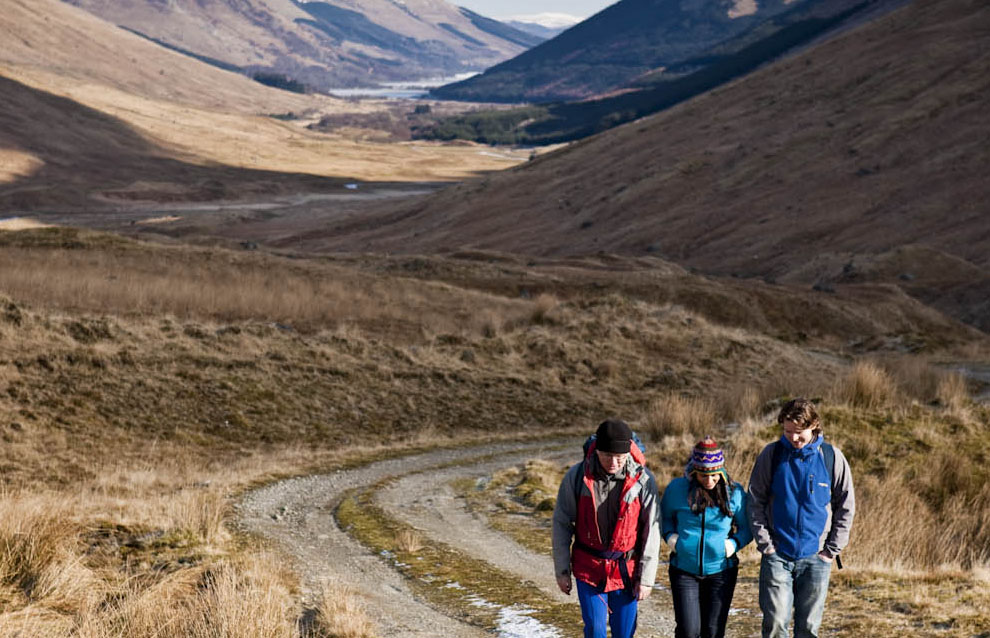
xmin=337 ymin=475 xmax=584 ymax=637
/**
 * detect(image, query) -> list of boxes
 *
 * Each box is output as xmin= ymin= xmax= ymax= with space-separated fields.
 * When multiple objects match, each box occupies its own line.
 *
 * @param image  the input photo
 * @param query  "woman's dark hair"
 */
xmin=688 ymin=473 xmax=733 ymax=518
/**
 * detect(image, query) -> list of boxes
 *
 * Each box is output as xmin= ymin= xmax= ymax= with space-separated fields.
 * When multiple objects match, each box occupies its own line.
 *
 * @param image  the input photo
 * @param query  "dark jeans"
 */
xmin=669 ymin=563 xmax=739 ymax=638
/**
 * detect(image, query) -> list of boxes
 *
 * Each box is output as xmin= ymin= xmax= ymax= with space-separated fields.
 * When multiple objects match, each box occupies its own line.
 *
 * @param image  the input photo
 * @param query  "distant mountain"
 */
xmin=432 ymin=0 xmax=871 ymax=102
xmin=417 ymin=0 xmax=882 ymax=144
xmin=61 ymin=0 xmax=539 ymax=90
xmin=300 ymin=0 xmax=990 ymax=331
xmin=504 ymin=13 xmax=582 ymax=39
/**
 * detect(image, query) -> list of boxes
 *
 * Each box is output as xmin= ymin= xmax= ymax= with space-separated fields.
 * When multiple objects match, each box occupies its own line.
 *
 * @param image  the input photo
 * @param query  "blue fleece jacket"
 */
xmin=769 ymin=435 xmax=832 ymax=559
xmin=660 ymin=478 xmax=752 ymax=576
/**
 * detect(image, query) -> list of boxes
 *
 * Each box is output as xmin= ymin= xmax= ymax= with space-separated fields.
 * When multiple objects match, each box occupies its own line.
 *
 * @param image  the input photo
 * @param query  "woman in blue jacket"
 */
xmin=660 ymin=437 xmax=752 ymax=638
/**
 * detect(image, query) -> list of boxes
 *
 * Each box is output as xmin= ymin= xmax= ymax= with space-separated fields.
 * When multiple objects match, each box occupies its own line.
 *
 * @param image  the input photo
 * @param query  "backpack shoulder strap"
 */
xmin=770 ymin=439 xmax=785 ymax=476
xmin=820 ymin=441 xmax=836 ymax=489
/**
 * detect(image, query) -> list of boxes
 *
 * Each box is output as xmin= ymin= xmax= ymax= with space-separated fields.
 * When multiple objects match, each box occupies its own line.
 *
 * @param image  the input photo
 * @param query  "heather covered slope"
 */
xmin=300 ymin=0 xmax=990 ymax=329
xmin=431 ymin=0 xmax=872 ymax=102
xmin=62 ymin=0 xmax=538 ymax=89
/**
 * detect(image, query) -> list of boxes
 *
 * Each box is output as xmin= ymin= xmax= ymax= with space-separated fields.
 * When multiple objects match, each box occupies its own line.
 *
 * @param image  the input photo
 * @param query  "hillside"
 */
xmin=431 ymin=0 xmax=872 ymax=102
xmin=1 ymin=0 xmax=317 ymax=114
xmin=0 ymin=225 xmax=987 ymax=638
xmin=62 ymin=0 xmax=540 ymax=90
xmin=0 ymin=0 xmax=536 ymax=210
xmin=291 ymin=0 xmax=990 ymax=331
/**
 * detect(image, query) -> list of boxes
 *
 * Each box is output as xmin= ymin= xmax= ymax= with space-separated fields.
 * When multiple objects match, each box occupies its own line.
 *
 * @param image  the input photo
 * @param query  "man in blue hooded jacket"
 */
xmin=748 ymin=398 xmax=855 ymax=638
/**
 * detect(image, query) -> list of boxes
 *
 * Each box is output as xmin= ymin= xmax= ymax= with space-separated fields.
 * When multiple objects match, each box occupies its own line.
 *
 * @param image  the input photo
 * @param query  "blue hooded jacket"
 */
xmin=660 ymin=477 xmax=752 ymax=576
xmin=769 ymin=435 xmax=832 ymax=559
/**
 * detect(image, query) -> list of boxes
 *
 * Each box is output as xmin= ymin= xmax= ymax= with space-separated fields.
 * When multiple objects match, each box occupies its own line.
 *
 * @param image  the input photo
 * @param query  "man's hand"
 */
xmin=817 ymin=551 xmax=834 ymax=563
xmin=634 ymin=583 xmax=652 ymax=601
xmin=556 ymin=573 xmax=572 ymax=595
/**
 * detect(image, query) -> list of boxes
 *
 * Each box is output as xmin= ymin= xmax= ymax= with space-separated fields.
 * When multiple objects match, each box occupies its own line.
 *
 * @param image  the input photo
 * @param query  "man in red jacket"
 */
xmin=552 ymin=419 xmax=660 ymax=638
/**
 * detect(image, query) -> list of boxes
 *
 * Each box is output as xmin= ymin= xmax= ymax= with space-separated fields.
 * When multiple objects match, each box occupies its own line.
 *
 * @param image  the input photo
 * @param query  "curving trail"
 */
xmin=237 ymin=440 xmax=675 ymax=637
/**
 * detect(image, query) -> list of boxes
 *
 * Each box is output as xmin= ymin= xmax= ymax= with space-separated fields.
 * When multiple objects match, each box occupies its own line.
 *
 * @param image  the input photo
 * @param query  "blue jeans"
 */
xmin=576 ymin=580 xmax=638 ymax=638
xmin=668 ymin=564 xmax=738 ymax=638
xmin=759 ymin=552 xmax=832 ymax=638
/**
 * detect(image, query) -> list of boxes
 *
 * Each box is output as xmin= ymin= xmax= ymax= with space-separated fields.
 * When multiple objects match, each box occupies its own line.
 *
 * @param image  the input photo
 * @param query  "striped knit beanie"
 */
xmin=685 ymin=436 xmax=729 ymax=482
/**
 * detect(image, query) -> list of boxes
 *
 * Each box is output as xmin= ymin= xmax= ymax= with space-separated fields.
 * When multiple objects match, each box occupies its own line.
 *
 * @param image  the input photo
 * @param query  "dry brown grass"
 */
xmin=642 ymin=393 xmax=718 ymax=439
xmin=394 ymin=529 xmax=424 ymax=554
xmin=0 ymin=235 xmax=540 ymax=338
xmin=309 ymin=581 xmax=377 ymax=638
xmin=832 ymin=360 xmax=901 ymax=409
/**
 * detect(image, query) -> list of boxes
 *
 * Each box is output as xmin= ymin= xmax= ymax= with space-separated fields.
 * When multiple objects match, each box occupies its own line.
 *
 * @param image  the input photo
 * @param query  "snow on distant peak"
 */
xmin=503 ymin=12 xmax=583 ymax=28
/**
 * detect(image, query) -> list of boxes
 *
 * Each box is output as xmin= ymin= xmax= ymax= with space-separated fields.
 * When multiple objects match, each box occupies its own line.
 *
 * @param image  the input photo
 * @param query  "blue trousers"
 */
xmin=576 ymin=580 xmax=638 ymax=638
xmin=669 ymin=564 xmax=738 ymax=638
xmin=759 ymin=553 xmax=832 ymax=638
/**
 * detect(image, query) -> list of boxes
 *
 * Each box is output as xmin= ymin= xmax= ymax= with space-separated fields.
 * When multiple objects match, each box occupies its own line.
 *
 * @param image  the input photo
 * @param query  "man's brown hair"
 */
xmin=776 ymin=398 xmax=822 ymax=437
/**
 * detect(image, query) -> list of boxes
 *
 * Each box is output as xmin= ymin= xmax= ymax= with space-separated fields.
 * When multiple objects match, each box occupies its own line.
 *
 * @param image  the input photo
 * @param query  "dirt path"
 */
xmin=375 ymin=446 xmax=677 ymax=637
xmin=236 ymin=439 xmax=676 ymax=637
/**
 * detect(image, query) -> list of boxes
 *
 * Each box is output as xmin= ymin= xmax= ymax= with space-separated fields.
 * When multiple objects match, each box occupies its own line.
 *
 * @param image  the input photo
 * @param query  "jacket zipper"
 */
xmin=699 ymin=507 xmax=706 ymax=575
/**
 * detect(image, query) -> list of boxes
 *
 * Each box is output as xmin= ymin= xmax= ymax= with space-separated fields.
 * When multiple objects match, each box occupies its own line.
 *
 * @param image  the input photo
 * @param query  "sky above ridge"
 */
xmin=455 ymin=0 xmax=616 ymax=21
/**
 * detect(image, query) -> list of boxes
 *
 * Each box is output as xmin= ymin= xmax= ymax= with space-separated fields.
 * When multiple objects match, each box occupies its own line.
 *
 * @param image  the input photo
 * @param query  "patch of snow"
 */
xmin=466 ymin=594 xmax=499 ymax=609
xmin=727 ymin=0 xmax=758 ymax=18
xmin=495 ymin=605 xmax=563 ymax=638
xmin=503 ymin=12 xmax=583 ymax=28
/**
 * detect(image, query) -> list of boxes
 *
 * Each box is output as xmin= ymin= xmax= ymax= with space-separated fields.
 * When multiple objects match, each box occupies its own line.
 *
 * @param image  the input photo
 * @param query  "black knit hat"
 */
xmin=595 ymin=419 xmax=632 ymax=454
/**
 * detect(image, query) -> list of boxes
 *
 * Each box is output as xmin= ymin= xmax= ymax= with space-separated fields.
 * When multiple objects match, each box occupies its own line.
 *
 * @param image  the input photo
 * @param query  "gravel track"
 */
xmin=237 ymin=439 xmax=675 ymax=637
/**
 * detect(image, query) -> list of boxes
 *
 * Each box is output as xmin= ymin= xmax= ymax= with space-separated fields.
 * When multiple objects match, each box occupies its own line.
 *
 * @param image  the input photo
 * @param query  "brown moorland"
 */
xmin=0 ymin=223 xmax=987 ymax=636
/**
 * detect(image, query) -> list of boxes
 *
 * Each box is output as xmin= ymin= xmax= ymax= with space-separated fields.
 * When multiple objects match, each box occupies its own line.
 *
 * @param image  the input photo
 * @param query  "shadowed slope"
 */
xmin=0 ymin=76 xmax=344 ymax=209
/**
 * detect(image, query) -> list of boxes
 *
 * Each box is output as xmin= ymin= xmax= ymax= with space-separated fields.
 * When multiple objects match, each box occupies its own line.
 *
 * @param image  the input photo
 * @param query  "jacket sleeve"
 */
xmin=747 ymin=444 xmax=776 ymax=555
xmin=660 ymin=478 xmax=677 ymax=544
xmin=730 ymin=483 xmax=753 ymax=552
xmin=823 ymin=445 xmax=855 ymax=557
xmin=552 ymin=463 xmax=581 ymax=577
xmin=635 ymin=468 xmax=661 ymax=588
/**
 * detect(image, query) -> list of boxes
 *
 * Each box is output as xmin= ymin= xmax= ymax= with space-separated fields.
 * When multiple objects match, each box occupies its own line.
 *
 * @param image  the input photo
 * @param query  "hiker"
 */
xmin=552 ymin=419 xmax=660 ymax=638
xmin=748 ymin=398 xmax=855 ymax=638
xmin=660 ymin=437 xmax=752 ymax=638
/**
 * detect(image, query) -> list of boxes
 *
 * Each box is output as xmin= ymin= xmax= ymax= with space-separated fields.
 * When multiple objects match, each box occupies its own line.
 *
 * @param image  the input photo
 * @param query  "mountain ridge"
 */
xmin=61 ymin=0 xmax=540 ymax=90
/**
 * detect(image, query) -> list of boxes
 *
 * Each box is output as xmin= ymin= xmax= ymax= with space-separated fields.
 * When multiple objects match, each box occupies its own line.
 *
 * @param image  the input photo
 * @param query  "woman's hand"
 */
xmin=725 ymin=539 xmax=736 ymax=557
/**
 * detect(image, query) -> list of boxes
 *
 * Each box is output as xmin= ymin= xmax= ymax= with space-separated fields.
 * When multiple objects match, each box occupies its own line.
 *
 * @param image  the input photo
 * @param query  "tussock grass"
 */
xmin=394 ymin=529 xmax=424 ymax=554
xmin=0 ymin=494 xmax=99 ymax=613
xmin=834 ymin=360 xmax=900 ymax=409
xmin=309 ymin=581 xmax=376 ymax=638
xmin=642 ymin=393 xmax=718 ymax=439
